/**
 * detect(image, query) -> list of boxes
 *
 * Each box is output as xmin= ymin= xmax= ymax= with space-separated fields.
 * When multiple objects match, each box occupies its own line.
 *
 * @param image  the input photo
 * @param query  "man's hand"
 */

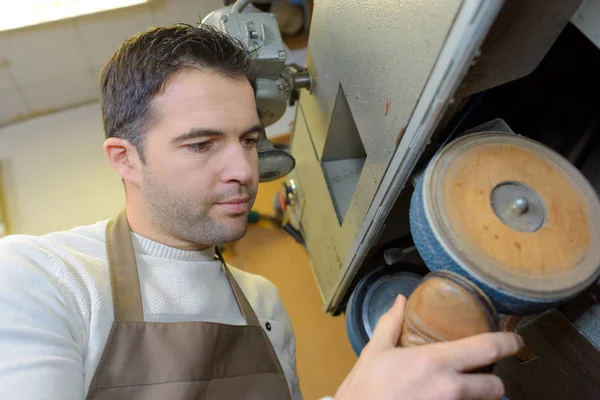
xmin=335 ymin=295 xmax=524 ymax=400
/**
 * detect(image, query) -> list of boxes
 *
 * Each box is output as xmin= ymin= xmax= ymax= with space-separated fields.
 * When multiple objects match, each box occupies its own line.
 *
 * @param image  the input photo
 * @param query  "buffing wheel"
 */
xmin=345 ymin=264 xmax=423 ymax=356
xmin=410 ymin=132 xmax=600 ymax=315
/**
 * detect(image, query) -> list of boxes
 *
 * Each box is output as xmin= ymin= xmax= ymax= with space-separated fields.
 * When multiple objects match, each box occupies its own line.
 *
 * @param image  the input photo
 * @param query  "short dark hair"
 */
xmin=100 ymin=23 xmax=257 ymax=161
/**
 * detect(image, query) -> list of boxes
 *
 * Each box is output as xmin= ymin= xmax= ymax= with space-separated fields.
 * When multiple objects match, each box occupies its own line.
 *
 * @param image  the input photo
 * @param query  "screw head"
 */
xmin=220 ymin=15 xmax=228 ymax=22
xmin=512 ymin=196 xmax=530 ymax=216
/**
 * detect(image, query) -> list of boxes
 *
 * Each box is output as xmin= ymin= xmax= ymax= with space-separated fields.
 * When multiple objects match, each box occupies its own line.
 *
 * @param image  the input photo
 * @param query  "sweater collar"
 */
xmin=130 ymin=233 xmax=216 ymax=262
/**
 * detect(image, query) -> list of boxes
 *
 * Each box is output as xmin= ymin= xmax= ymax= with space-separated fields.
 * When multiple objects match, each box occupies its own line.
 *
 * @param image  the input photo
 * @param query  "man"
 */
xmin=0 ymin=24 xmax=523 ymax=399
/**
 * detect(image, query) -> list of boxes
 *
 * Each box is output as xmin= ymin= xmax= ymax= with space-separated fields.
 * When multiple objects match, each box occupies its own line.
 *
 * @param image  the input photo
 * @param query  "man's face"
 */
xmin=140 ymin=69 xmax=260 ymax=247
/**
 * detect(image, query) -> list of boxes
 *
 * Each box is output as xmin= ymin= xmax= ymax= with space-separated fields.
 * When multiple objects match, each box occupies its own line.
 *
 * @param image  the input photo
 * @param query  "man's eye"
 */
xmin=187 ymin=142 xmax=212 ymax=152
xmin=243 ymin=137 xmax=259 ymax=148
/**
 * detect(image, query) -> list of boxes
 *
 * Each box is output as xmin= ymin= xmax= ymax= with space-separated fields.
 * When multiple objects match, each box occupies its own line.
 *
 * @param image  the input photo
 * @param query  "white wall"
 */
xmin=0 ymin=103 xmax=125 ymax=235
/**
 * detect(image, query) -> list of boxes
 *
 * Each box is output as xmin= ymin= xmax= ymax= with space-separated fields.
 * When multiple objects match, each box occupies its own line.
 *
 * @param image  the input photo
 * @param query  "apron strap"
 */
xmin=106 ymin=210 xmax=144 ymax=322
xmin=106 ymin=210 xmax=260 ymax=326
xmin=216 ymin=247 xmax=261 ymax=327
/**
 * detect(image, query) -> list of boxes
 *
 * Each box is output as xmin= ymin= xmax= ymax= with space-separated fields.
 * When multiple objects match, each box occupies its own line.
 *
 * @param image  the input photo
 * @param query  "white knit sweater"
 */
xmin=0 ymin=219 xmax=303 ymax=399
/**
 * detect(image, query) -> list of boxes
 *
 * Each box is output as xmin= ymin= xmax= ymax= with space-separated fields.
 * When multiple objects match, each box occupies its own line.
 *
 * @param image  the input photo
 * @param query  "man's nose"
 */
xmin=221 ymin=143 xmax=254 ymax=183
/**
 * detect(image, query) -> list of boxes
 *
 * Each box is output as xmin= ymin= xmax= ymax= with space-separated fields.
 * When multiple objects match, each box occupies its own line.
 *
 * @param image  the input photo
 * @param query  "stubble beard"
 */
xmin=142 ymin=169 xmax=255 ymax=247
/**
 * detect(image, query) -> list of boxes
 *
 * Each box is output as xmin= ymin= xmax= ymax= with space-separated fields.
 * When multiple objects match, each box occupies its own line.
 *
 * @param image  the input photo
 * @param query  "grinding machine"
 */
xmin=204 ymin=1 xmax=600 ymax=398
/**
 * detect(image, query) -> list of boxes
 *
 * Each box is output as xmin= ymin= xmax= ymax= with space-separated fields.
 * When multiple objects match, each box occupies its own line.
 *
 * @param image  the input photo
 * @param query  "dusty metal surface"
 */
xmin=322 ymin=157 xmax=365 ymax=224
xmin=290 ymin=0 xmax=465 ymax=302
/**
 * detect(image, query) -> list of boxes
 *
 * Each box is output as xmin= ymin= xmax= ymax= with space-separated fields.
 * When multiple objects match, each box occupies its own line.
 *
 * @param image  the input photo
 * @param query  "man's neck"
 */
xmin=125 ymin=201 xmax=210 ymax=252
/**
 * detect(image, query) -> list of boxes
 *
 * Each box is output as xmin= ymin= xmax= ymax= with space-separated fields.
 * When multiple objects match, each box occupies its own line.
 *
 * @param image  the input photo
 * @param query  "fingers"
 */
xmin=455 ymin=373 xmax=505 ymax=400
xmin=437 ymin=332 xmax=524 ymax=371
xmin=368 ymin=295 xmax=407 ymax=351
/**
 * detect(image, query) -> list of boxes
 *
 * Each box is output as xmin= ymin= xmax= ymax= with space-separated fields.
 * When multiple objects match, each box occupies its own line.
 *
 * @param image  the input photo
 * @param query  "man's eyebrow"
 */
xmin=171 ymin=124 xmax=264 ymax=144
xmin=172 ymin=129 xmax=224 ymax=144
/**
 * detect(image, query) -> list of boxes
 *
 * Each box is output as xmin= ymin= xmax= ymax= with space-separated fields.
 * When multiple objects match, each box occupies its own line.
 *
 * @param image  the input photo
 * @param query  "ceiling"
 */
xmin=0 ymin=0 xmax=224 ymax=127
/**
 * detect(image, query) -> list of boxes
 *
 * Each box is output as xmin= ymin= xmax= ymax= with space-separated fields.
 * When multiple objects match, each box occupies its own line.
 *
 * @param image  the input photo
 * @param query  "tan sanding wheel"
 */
xmin=423 ymin=132 xmax=600 ymax=299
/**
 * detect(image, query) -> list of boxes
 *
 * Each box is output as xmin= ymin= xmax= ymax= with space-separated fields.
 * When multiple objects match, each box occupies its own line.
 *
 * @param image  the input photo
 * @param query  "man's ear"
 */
xmin=104 ymin=138 xmax=143 ymax=187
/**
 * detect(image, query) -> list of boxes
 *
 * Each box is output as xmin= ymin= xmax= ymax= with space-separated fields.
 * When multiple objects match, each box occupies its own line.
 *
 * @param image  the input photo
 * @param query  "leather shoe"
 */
xmin=400 ymin=270 xmax=499 ymax=348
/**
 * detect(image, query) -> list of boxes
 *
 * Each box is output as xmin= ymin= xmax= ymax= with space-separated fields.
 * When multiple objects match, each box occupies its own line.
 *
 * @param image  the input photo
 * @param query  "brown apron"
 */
xmin=85 ymin=211 xmax=293 ymax=400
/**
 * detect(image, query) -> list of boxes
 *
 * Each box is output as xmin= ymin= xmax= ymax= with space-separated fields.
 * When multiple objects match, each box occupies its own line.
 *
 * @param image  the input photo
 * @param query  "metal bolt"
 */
xmin=511 ymin=197 xmax=529 ymax=216
xmin=220 ymin=15 xmax=228 ymax=22
xmin=278 ymin=50 xmax=286 ymax=59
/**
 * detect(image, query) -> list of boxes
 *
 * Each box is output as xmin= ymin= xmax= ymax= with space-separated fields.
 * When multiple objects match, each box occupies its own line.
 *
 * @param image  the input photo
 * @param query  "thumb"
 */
xmin=368 ymin=294 xmax=407 ymax=351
